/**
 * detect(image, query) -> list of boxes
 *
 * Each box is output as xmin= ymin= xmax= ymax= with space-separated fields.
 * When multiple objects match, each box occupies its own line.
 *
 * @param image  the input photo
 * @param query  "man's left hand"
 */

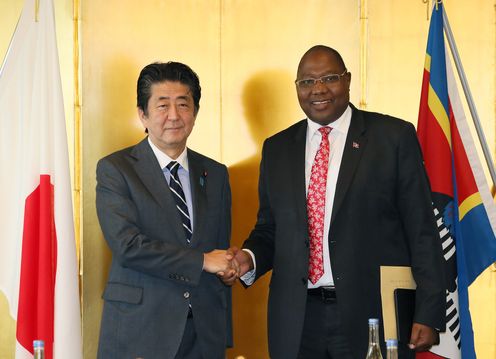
xmin=408 ymin=323 xmax=439 ymax=352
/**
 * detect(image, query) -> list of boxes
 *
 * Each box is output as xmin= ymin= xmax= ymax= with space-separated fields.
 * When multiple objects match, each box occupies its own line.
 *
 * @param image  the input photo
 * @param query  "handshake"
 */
xmin=203 ymin=247 xmax=254 ymax=286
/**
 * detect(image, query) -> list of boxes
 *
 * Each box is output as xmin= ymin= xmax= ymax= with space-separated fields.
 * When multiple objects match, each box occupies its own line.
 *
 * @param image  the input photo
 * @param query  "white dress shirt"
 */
xmin=241 ymin=105 xmax=352 ymax=287
xmin=305 ymin=106 xmax=351 ymax=288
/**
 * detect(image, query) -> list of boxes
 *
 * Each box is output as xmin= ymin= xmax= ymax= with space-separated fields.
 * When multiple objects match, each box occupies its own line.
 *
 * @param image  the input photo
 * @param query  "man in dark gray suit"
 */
xmin=96 ymin=62 xmax=234 ymax=359
xmin=222 ymin=45 xmax=446 ymax=359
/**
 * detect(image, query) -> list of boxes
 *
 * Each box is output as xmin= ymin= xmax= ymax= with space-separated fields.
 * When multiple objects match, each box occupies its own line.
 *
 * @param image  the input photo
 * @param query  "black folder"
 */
xmin=393 ymin=288 xmax=416 ymax=345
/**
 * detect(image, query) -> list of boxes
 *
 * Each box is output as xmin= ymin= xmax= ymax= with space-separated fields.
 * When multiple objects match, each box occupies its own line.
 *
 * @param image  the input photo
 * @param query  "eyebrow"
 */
xmin=157 ymin=95 xmax=191 ymax=101
xmin=299 ymin=70 xmax=344 ymax=78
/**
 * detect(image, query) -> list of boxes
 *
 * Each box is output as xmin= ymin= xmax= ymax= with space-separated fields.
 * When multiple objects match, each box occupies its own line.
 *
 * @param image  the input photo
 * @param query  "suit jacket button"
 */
xmin=183 ymin=291 xmax=190 ymax=299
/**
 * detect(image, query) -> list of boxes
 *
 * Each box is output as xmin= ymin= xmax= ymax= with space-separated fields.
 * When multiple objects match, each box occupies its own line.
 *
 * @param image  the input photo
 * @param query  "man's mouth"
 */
xmin=311 ymin=99 xmax=334 ymax=106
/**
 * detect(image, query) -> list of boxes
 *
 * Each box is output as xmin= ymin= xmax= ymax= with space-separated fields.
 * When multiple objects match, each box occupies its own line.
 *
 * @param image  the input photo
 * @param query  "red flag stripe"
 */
xmin=416 ymin=351 xmax=448 ymax=359
xmin=417 ymin=69 xmax=453 ymax=197
xmin=16 ymin=175 xmax=57 ymax=359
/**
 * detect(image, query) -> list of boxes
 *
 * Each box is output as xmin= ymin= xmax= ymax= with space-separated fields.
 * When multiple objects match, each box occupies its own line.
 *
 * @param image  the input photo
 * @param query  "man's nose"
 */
xmin=168 ymin=104 xmax=179 ymax=119
xmin=311 ymin=80 xmax=329 ymax=94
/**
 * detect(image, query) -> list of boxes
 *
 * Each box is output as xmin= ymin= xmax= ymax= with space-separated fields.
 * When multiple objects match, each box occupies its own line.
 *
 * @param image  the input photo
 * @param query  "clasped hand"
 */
xmin=203 ymin=247 xmax=253 ymax=286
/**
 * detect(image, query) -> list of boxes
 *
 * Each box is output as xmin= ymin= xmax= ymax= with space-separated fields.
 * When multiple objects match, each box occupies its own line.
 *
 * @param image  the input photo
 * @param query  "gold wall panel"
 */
xmin=0 ymin=1 xmax=494 ymax=358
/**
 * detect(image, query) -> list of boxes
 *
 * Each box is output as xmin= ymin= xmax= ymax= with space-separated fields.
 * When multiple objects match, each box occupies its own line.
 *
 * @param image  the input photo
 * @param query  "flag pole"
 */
xmin=442 ymin=6 xmax=496 ymax=188
xmin=359 ymin=0 xmax=369 ymax=109
xmin=35 ymin=0 xmax=39 ymax=22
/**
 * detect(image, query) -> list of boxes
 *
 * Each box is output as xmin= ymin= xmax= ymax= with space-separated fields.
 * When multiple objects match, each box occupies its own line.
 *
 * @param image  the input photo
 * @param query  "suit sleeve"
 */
xmin=242 ymin=141 xmax=277 ymax=280
xmin=96 ymin=157 xmax=204 ymax=286
xmin=396 ymin=122 xmax=446 ymax=331
xmin=218 ymin=167 xmax=232 ymax=251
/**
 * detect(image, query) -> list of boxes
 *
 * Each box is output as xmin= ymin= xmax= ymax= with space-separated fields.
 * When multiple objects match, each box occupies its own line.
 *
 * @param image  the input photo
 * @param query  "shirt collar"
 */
xmin=306 ymin=105 xmax=352 ymax=139
xmin=147 ymin=137 xmax=189 ymax=172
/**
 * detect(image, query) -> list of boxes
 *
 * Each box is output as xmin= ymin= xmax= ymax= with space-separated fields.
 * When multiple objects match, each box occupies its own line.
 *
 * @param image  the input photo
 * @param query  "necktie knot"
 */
xmin=166 ymin=161 xmax=179 ymax=176
xmin=319 ymin=126 xmax=332 ymax=137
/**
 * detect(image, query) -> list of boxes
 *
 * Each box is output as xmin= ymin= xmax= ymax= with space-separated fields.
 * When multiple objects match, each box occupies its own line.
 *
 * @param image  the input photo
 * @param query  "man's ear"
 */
xmin=137 ymin=107 xmax=149 ymax=134
xmin=138 ymin=107 xmax=147 ymax=125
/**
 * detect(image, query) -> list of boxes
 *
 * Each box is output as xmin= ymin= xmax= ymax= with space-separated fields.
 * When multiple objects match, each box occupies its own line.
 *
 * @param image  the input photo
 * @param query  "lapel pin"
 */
xmin=352 ymin=141 xmax=360 ymax=149
xmin=200 ymin=170 xmax=207 ymax=187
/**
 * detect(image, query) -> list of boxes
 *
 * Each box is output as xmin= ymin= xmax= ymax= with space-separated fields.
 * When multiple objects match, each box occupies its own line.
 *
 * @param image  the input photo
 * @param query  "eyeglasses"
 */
xmin=295 ymin=69 xmax=348 ymax=89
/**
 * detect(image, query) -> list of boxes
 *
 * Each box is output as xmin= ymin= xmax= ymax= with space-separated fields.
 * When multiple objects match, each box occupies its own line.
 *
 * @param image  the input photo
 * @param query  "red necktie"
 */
xmin=307 ymin=126 xmax=331 ymax=284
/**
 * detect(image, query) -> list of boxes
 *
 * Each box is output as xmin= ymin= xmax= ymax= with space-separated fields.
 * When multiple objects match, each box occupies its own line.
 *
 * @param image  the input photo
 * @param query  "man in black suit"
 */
xmin=222 ymin=45 xmax=446 ymax=358
xmin=96 ymin=62 xmax=234 ymax=359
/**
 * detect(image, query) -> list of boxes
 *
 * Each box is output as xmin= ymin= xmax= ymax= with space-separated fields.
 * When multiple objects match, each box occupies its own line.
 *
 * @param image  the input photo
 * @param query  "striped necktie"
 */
xmin=166 ymin=161 xmax=192 ymax=243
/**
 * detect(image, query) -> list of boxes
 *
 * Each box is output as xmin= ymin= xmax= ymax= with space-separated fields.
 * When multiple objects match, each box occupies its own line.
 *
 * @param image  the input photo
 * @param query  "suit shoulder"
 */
xmin=360 ymin=109 xmax=414 ymax=131
xmin=355 ymin=110 xmax=416 ymax=143
xmin=265 ymin=119 xmax=307 ymax=145
xmin=97 ymin=144 xmax=138 ymax=168
xmin=95 ymin=144 xmax=144 ymax=188
xmin=187 ymin=148 xmax=227 ymax=171
xmin=355 ymin=109 xmax=420 ymax=152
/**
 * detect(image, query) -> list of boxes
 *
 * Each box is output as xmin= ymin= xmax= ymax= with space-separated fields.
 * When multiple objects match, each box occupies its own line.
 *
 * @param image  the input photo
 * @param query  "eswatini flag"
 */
xmin=0 ymin=0 xmax=82 ymax=358
xmin=417 ymin=2 xmax=496 ymax=359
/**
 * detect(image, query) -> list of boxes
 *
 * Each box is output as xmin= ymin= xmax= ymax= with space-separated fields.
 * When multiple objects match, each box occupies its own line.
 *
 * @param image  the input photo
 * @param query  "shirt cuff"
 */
xmin=240 ymin=248 xmax=256 ymax=285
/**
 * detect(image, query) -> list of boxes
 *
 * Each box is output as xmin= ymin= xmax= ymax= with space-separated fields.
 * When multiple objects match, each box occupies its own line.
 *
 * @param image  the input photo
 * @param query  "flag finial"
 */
xmin=422 ymin=0 xmax=443 ymax=20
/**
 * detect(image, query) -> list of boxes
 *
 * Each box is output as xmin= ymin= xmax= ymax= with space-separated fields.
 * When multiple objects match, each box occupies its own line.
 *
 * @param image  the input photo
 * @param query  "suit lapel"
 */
xmin=331 ymin=105 xmax=368 ymax=225
xmin=131 ymin=138 xmax=185 ymax=242
xmin=187 ymin=150 xmax=207 ymax=247
xmin=290 ymin=121 xmax=309 ymax=228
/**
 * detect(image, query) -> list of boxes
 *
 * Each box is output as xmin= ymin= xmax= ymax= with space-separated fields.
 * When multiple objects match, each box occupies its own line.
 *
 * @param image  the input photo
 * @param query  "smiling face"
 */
xmin=296 ymin=48 xmax=351 ymax=125
xmin=138 ymin=81 xmax=196 ymax=158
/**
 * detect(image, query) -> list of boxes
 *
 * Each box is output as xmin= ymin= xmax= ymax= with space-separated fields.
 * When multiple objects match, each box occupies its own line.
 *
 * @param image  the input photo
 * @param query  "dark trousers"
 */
xmin=175 ymin=316 xmax=204 ymax=359
xmin=297 ymin=290 xmax=355 ymax=359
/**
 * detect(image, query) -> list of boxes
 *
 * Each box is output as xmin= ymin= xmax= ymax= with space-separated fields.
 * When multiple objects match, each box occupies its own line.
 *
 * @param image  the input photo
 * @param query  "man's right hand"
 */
xmin=217 ymin=247 xmax=254 ymax=286
xmin=203 ymin=249 xmax=234 ymax=274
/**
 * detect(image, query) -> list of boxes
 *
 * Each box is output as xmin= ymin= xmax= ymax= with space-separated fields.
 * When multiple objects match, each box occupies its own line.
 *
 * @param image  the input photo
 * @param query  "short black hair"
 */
xmin=137 ymin=62 xmax=201 ymax=115
xmin=298 ymin=45 xmax=347 ymax=73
